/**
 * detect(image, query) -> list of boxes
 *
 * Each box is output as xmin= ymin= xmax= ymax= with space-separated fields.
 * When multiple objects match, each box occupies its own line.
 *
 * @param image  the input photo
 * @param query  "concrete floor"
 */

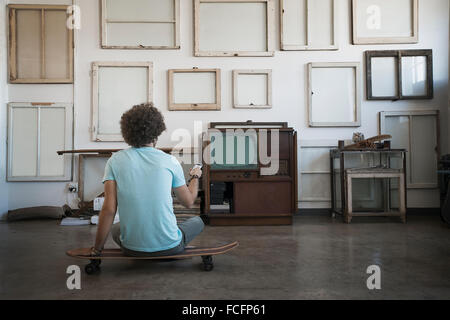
xmin=0 ymin=215 xmax=449 ymax=300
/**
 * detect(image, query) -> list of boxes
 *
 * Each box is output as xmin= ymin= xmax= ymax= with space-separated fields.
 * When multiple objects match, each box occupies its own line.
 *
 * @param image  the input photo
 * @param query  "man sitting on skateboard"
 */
xmin=90 ymin=103 xmax=204 ymax=257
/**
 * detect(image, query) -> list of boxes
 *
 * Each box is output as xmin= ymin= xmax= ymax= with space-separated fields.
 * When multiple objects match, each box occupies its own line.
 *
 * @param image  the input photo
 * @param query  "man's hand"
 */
xmin=189 ymin=166 xmax=202 ymax=179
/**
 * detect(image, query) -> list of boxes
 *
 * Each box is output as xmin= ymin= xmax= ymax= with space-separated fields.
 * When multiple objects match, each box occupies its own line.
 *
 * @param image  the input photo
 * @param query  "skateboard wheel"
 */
xmin=85 ymin=262 xmax=101 ymax=275
xmin=201 ymin=256 xmax=214 ymax=272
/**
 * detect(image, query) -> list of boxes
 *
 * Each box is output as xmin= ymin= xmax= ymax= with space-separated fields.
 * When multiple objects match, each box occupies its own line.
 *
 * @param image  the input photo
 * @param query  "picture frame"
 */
xmin=8 ymin=4 xmax=74 ymax=83
xmin=232 ymin=70 xmax=272 ymax=109
xmin=101 ymin=0 xmax=180 ymax=49
xmin=91 ymin=61 xmax=154 ymax=142
xmin=352 ymin=0 xmax=419 ymax=45
xmin=168 ymin=68 xmax=221 ymax=111
xmin=194 ymin=0 xmax=275 ymax=57
xmin=366 ymin=50 xmax=433 ymax=100
xmin=280 ymin=0 xmax=338 ymax=51
xmin=307 ymin=62 xmax=362 ymax=127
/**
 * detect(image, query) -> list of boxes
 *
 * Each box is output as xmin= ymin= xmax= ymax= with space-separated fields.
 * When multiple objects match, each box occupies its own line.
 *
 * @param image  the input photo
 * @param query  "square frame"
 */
xmin=101 ymin=0 xmax=181 ymax=49
xmin=232 ymin=69 xmax=272 ymax=109
xmin=194 ymin=0 xmax=275 ymax=57
xmin=366 ymin=50 xmax=433 ymax=100
xmin=352 ymin=0 xmax=418 ymax=45
xmin=307 ymin=62 xmax=362 ymax=127
xmin=280 ymin=0 xmax=338 ymax=51
xmin=8 ymin=4 xmax=74 ymax=83
xmin=7 ymin=102 xmax=73 ymax=182
xmin=168 ymin=68 xmax=221 ymax=111
xmin=91 ymin=61 xmax=154 ymax=142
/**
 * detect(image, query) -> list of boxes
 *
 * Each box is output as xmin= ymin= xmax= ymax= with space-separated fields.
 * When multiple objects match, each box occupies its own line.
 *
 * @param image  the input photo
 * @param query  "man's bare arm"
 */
xmin=173 ymin=167 xmax=202 ymax=209
xmin=93 ymin=180 xmax=117 ymax=252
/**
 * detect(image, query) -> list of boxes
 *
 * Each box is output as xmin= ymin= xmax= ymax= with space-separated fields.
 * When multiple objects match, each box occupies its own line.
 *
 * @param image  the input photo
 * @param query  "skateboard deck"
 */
xmin=67 ymin=241 xmax=239 ymax=274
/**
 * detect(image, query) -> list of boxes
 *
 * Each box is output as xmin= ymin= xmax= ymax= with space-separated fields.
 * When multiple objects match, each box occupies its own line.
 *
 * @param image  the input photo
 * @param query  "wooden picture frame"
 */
xmin=366 ymin=50 xmax=433 ymax=100
xmin=91 ymin=61 xmax=154 ymax=142
xmin=232 ymin=70 xmax=272 ymax=109
xmin=352 ymin=0 xmax=418 ymax=45
xmin=168 ymin=68 xmax=221 ymax=111
xmin=8 ymin=4 xmax=74 ymax=83
xmin=379 ymin=110 xmax=440 ymax=189
xmin=101 ymin=0 xmax=180 ymax=49
xmin=280 ymin=0 xmax=338 ymax=51
xmin=194 ymin=0 xmax=275 ymax=57
xmin=7 ymin=103 xmax=73 ymax=182
xmin=307 ymin=62 xmax=362 ymax=127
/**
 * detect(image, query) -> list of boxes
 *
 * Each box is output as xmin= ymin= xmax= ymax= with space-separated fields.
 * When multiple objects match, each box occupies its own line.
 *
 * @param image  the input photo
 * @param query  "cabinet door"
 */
xmin=234 ymin=182 xmax=292 ymax=214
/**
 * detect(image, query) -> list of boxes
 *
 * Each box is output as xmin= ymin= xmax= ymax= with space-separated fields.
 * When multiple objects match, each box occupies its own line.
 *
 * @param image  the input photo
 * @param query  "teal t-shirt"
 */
xmin=102 ymin=147 xmax=185 ymax=252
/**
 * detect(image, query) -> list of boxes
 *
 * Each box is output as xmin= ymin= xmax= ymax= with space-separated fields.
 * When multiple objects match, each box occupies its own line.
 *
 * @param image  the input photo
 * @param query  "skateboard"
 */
xmin=67 ymin=241 xmax=239 ymax=274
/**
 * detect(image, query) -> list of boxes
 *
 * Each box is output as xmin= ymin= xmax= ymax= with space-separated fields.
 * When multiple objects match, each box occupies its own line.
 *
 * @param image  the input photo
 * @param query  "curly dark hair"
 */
xmin=120 ymin=103 xmax=166 ymax=148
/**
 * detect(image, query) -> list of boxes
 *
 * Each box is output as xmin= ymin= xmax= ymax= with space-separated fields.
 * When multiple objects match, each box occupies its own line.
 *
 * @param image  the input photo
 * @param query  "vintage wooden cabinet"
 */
xmin=202 ymin=121 xmax=298 ymax=226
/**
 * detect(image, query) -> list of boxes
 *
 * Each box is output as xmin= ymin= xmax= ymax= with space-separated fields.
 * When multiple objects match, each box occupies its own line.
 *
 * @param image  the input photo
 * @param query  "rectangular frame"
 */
xmin=280 ymin=0 xmax=338 ymax=51
xmin=379 ymin=110 xmax=440 ymax=189
xmin=307 ymin=62 xmax=362 ymax=127
xmin=101 ymin=0 xmax=180 ymax=49
xmin=168 ymin=68 xmax=221 ymax=111
xmin=194 ymin=0 xmax=275 ymax=57
xmin=232 ymin=69 xmax=272 ymax=109
xmin=366 ymin=50 xmax=433 ymax=100
xmin=7 ymin=102 xmax=73 ymax=182
xmin=352 ymin=0 xmax=418 ymax=45
xmin=8 ymin=4 xmax=74 ymax=83
xmin=91 ymin=61 xmax=154 ymax=141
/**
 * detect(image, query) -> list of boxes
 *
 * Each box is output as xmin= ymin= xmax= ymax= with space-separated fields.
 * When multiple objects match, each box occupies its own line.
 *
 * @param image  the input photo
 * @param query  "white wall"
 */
xmin=2 ymin=0 xmax=449 ymax=213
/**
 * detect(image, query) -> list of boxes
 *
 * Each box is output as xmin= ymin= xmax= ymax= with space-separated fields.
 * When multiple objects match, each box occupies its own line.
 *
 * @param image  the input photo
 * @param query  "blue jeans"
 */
xmin=111 ymin=216 xmax=204 ymax=257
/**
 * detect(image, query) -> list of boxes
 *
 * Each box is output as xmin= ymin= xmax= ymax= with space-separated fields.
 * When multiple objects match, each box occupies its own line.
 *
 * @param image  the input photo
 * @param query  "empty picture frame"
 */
xmin=7 ymin=103 xmax=73 ymax=181
xmin=366 ymin=50 xmax=433 ymax=100
xmin=92 ymin=62 xmax=153 ymax=141
xmin=280 ymin=0 xmax=338 ymax=51
xmin=308 ymin=62 xmax=362 ymax=127
xmin=233 ymin=70 xmax=272 ymax=109
xmin=101 ymin=0 xmax=180 ymax=49
xmin=8 ymin=4 xmax=74 ymax=83
xmin=168 ymin=68 xmax=221 ymax=111
xmin=379 ymin=110 xmax=440 ymax=189
xmin=352 ymin=0 xmax=418 ymax=45
xmin=194 ymin=0 xmax=275 ymax=57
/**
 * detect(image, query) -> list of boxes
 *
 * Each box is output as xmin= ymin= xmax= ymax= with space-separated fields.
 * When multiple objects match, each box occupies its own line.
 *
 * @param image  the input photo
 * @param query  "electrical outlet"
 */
xmin=67 ymin=183 xmax=78 ymax=193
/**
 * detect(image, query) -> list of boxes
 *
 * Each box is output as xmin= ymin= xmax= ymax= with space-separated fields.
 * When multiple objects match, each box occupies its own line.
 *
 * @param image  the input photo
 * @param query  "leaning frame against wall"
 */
xmin=91 ymin=61 xmax=154 ymax=142
xmin=352 ymin=0 xmax=418 ymax=45
xmin=379 ymin=110 xmax=440 ymax=189
xmin=7 ymin=103 xmax=73 ymax=182
xmin=194 ymin=0 xmax=275 ymax=57
xmin=101 ymin=0 xmax=180 ymax=49
xmin=168 ymin=68 xmax=221 ymax=111
xmin=307 ymin=62 xmax=362 ymax=127
xmin=8 ymin=4 xmax=74 ymax=83
xmin=280 ymin=0 xmax=338 ymax=51
xmin=366 ymin=50 xmax=434 ymax=101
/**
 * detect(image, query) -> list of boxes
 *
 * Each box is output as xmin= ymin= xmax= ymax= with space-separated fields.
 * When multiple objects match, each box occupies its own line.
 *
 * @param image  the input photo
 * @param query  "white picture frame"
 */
xmin=280 ymin=0 xmax=338 ymax=51
xmin=7 ymin=102 xmax=73 ymax=182
xmin=379 ymin=110 xmax=440 ymax=189
xmin=307 ymin=62 xmax=362 ymax=127
xmin=352 ymin=0 xmax=418 ymax=45
xmin=101 ymin=0 xmax=180 ymax=49
xmin=194 ymin=0 xmax=275 ymax=57
xmin=232 ymin=70 xmax=272 ymax=109
xmin=91 ymin=61 xmax=154 ymax=142
xmin=168 ymin=68 xmax=221 ymax=111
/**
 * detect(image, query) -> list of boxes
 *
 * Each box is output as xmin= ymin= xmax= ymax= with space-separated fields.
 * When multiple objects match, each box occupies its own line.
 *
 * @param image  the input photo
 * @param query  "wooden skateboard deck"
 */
xmin=67 ymin=241 xmax=239 ymax=274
